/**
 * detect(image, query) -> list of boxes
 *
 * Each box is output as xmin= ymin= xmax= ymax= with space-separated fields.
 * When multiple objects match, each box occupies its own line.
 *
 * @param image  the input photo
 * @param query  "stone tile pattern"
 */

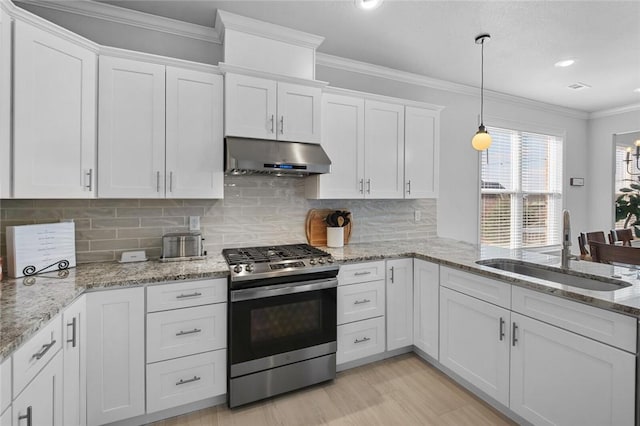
xmin=0 ymin=176 xmax=436 ymax=263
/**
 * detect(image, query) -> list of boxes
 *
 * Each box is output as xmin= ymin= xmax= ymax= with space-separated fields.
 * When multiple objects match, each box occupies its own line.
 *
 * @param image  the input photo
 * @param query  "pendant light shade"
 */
xmin=472 ymin=33 xmax=491 ymax=151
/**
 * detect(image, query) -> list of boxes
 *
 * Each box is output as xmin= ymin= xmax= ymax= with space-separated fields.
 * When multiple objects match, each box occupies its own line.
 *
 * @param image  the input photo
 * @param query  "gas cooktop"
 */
xmin=222 ymin=243 xmax=337 ymax=282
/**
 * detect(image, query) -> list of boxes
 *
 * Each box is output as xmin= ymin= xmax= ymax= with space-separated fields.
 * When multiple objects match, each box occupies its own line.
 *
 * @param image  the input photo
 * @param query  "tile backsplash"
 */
xmin=0 ymin=176 xmax=436 ymax=263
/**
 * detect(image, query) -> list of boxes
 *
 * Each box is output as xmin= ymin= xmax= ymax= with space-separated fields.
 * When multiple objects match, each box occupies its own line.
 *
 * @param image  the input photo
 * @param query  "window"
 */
xmin=614 ymin=144 xmax=635 ymax=228
xmin=480 ymin=126 xmax=563 ymax=249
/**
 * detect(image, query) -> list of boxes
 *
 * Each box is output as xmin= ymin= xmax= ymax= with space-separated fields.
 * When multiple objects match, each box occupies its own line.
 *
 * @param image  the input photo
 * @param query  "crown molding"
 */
xmin=218 ymin=62 xmax=327 ymax=88
xmin=100 ymin=45 xmax=221 ymax=74
xmin=590 ymin=103 xmax=640 ymax=120
xmin=323 ymin=86 xmax=444 ymax=112
xmin=8 ymin=0 xmax=99 ymax=51
xmin=215 ymin=9 xmax=324 ymax=49
xmin=316 ymin=53 xmax=590 ymax=121
xmin=16 ymin=0 xmax=220 ymax=43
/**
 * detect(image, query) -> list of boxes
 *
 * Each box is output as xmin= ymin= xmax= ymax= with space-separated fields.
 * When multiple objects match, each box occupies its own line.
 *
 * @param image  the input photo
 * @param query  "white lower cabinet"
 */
xmin=86 ymin=287 xmax=145 ymax=426
xmin=147 ymin=350 xmax=226 ymax=413
xmin=337 ymin=280 xmax=385 ymax=324
xmin=337 ymin=316 xmax=386 ymax=365
xmin=510 ymin=312 xmax=635 ymax=426
xmin=386 ymin=258 xmax=413 ymax=351
xmin=413 ymin=259 xmax=439 ymax=359
xmin=12 ymin=351 xmax=63 ymax=426
xmin=0 ymin=357 xmax=10 ymax=415
xmin=439 ymin=286 xmax=510 ymax=406
xmin=63 ymin=296 xmax=86 ymax=426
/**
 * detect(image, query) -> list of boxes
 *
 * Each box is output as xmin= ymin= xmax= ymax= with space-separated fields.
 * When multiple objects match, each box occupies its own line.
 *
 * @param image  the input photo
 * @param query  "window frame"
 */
xmin=478 ymin=119 xmax=565 ymax=250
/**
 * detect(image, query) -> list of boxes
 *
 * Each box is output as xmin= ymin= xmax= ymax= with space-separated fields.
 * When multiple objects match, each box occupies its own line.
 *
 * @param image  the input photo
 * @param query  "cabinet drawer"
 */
xmin=13 ymin=315 xmax=62 ymax=396
xmin=441 ymin=266 xmax=511 ymax=309
xmin=0 ymin=357 xmax=10 ymax=414
xmin=147 ymin=304 xmax=226 ymax=363
xmin=147 ymin=278 xmax=227 ymax=312
xmin=338 ymin=261 xmax=386 ymax=285
xmin=338 ymin=280 xmax=385 ymax=324
xmin=337 ymin=316 xmax=385 ymax=365
xmin=146 ymin=349 xmax=226 ymax=414
xmin=512 ymin=286 xmax=637 ymax=352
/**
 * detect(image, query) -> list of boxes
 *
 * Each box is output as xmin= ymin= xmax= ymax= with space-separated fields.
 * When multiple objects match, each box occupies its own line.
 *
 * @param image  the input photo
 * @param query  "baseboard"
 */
xmin=336 ymin=346 xmax=413 ymax=372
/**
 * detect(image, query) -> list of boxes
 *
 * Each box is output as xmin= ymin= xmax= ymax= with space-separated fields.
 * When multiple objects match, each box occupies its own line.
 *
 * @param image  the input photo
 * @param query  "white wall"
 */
xmin=587 ymin=109 xmax=640 ymax=232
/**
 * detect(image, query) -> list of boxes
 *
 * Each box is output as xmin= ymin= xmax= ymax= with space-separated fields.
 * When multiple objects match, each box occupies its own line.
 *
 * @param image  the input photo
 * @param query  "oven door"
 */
xmin=229 ymin=277 xmax=337 ymax=377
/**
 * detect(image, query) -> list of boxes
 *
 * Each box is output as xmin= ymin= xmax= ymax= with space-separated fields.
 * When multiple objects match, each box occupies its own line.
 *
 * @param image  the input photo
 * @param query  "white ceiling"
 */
xmin=98 ymin=0 xmax=640 ymax=113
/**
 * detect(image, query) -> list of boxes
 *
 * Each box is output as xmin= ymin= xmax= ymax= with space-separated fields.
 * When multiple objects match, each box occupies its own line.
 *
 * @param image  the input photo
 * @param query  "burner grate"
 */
xmin=222 ymin=243 xmax=330 ymax=264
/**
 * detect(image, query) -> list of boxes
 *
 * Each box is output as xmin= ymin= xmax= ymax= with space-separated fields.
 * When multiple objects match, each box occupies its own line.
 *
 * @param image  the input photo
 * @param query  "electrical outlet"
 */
xmin=189 ymin=216 xmax=200 ymax=231
xmin=414 ymin=210 xmax=421 ymax=222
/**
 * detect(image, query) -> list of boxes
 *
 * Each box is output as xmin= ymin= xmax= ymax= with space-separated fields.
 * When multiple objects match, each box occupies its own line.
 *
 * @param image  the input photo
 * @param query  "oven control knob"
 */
xmin=245 ymin=263 xmax=254 ymax=272
xmin=233 ymin=264 xmax=243 ymax=274
xmin=318 ymin=258 xmax=326 ymax=264
xmin=327 ymin=257 xmax=334 ymax=263
xmin=309 ymin=258 xmax=316 ymax=265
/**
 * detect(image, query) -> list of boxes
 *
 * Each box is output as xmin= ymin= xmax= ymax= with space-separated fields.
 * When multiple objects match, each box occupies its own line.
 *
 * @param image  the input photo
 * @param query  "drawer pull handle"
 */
xmin=32 ymin=340 xmax=56 ymax=360
xmin=354 ymin=299 xmax=371 ymax=305
xmin=176 ymin=375 xmax=201 ymax=386
xmin=176 ymin=292 xmax=202 ymax=299
xmin=67 ymin=317 xmax=77 ymax=348
xmin=499 ymin=317 xmax=505 ymax=341
xmin=354 ymin=337 xmax=371 ymax=344
xmin=18 ymin=406 xmax=32 ymax=426
xmin=176 ymin=328 xmax=202 ymax=337
xmin=512 ymin=322 xmax=518 ymax=346
xmin=390 ymin=266 xmax=395 ymax=283
xmin=353 ymin=271 xmax=371 ymax=276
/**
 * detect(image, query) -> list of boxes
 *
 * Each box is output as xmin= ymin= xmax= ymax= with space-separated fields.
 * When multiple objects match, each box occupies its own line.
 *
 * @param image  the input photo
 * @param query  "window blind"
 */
xmin=480 ymin=127 xmax=563 ymax=249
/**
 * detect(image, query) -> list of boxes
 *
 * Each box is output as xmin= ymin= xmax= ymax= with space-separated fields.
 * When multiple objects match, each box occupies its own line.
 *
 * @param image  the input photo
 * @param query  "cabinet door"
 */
xmin=364 ymin=100 xmax=405 ymax=198
xmin=13 ymin=20 xmax=96 ymax=198
xmin=305 ymin=93 xmax=364 ymax=199
xmin=0 ymin=8 xmax=11 ymax=198
xmin=439 ymin=287 xmax=510 ymax=406
xmin=98 ymin=56 xmax=165 ymax=198
xmin=413 ymin=259 xmax=439 ymax=359
xmin=510 ymin=312 xmax=635 ymax=426
xmin=225 ymin=73 xmax=277 ymax=140
xmin=404 ymin=106 xmax=439 ymax=199
xmin=386 ymin=258 xmax=413 ymax=351
xmin=276 ymin=82 xmax=321 ymax=143
xmin=63 ymin=296 xmax=86 ymax=426
xmin=86 ymin=287 xmax=145 ymax=425
xmin=12 ymin=351 xmax=63 ymax=426
xmin=166 ymin=67 xmax=223 ymax=199
xmin=0 ymin=407 xmax=10 ymax=426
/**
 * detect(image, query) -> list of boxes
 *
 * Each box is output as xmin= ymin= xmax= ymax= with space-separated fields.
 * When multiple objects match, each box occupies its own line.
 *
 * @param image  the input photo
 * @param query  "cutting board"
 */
xmin=305 ymin=209 xmax=352 ymax=247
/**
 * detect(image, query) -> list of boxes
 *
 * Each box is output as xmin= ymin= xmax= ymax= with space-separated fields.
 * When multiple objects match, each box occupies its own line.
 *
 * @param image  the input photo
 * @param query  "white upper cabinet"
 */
xmin=165 ymin=67 xmax=224 ymax=199
xmin=364 ymin=100 xmax=405 ymax=199
xmin=99 ymin=56 xmax=223 ymax=198
xmin=225 ymin=73 xmax=321 ymax=143
xmin=0 ymin=6 xmax=11 ymax=199
xmin=98 ymin=56 xmax=165 ymax=198
xmin=305 ymin=93 xmax=365 ymax=199
xmin=13 ymin=19 xmax=97 ymax=198
xmin=404 ymin=106 xmax=439 ymax=198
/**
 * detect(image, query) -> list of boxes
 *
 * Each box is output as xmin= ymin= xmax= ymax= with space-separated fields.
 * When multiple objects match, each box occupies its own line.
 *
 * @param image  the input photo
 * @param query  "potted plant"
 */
xmin=615 ymin=182 xmax=640 ymax=236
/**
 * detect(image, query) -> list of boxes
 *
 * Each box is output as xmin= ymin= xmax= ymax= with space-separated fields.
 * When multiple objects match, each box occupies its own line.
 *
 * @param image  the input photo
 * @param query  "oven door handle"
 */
xmin=231 ymin=277 xmax=338 ymax=302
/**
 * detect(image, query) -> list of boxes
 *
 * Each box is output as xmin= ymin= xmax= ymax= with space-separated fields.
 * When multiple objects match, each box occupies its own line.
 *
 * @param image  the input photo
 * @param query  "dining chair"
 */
xmin=589 ymin=241 xmax=640 ymax=266
xmin=585 ymin=231 xmax=606 ymax=244
xmin=608 ymin=228 xmax=634 ymax=246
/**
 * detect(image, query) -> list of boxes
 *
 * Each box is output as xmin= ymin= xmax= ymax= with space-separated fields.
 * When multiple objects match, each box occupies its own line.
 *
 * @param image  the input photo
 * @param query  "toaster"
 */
xmin=160 ymin=232 xmax=205 ymax=261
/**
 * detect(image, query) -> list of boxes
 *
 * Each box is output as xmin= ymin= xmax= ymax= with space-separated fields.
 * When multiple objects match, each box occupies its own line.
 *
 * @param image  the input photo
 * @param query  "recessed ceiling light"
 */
xmin=355 ymin=0 xmax=383 ymax=10
xmin=554 ymin=59 xmax=575 ymax=68
xmin=568 ymin=82 xmax=591 ymax=90
xmin=634 ymin=88 xmax=640 ymax=93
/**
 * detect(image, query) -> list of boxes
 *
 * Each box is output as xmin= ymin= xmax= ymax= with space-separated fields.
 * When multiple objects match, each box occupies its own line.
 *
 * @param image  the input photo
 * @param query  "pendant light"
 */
xmin=472 ymin=33 xmax=492 ymax=151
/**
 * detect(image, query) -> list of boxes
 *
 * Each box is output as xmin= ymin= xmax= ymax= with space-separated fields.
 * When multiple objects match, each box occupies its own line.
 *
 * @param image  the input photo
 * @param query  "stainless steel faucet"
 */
xmin=561 ymin=209 xmax=577 ymax=268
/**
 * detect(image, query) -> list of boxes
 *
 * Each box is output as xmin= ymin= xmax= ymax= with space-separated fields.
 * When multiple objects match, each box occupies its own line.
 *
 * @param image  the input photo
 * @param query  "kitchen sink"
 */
xmin=476 ymin=258 xmax=632 ymax=291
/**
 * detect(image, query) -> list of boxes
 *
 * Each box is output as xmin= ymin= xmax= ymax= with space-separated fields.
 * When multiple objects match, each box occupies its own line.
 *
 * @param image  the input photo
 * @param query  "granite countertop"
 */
xmin=3 ymin=237 xmax=640 ymax=360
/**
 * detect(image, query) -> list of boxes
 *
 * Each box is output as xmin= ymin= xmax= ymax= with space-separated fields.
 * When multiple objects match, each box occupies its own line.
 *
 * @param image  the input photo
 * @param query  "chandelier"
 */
xmin=623 ymin=140 xmax=640 ymax=176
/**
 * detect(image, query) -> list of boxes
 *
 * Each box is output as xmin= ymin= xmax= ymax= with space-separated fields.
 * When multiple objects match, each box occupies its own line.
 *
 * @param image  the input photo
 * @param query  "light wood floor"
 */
xmin=151 ymin=353 xmax=516 ymax=426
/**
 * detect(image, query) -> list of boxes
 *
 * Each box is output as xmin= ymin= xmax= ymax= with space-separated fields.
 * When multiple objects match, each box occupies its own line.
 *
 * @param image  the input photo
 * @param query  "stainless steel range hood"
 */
xmin=225 ymin=137 xmax=331 ymax=176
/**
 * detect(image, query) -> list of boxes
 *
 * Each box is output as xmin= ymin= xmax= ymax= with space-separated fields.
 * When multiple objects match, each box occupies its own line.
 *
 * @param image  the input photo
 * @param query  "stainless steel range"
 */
xmin=222 ymin=243 xmax=339 ymax=408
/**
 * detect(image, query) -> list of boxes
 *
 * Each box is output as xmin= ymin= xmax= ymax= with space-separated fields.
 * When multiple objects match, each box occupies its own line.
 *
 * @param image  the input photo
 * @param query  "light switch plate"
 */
xmin=189 ymin=216 xmax=200 ymax=231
